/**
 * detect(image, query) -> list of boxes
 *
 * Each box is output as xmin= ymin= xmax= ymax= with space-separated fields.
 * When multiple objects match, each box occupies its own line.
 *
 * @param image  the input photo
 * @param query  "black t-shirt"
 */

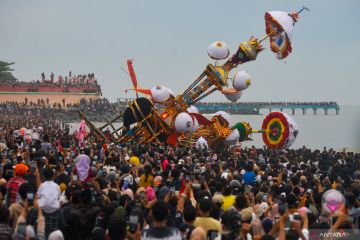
xmin=141 ymin=226 xmax=182 ymax=240
xmin=178 ymin=223 xmax=195 ymax=240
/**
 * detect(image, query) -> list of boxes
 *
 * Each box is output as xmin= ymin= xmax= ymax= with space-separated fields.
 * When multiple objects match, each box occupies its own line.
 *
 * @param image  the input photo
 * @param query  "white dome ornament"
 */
xmin=226 ymin=129 xmax=240 ymax=142
xmin=207 ymin=41 xmax=230 ymax=60
xmin=196 ymin=137 xmax=208 ymax=150
xmin=213 ymin=111 xmax=231 ymax=125
xmin=233 ymin=71 xmax=251 ymax=91
xmin=151 ymin=85 xmax=171 ymax=103
xmin=224 ymin=91 xmax=242 ymax=102
xmin=174 ymin=112 xmax=198 ymax=133
xmin=187 ymin=105 xmax=199 ymax=114
xmin=165 ymin=87 xmax=175 ymax=97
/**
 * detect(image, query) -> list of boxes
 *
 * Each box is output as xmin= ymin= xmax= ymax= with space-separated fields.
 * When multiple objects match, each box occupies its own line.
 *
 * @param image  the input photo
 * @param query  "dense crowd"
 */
xmin=0 ymin=117 xmax=359 ymax=240
xmin=0 ymin=99 xmax=122 ymax=124
xmin=0 ymin=72 xmax=101 ymax=94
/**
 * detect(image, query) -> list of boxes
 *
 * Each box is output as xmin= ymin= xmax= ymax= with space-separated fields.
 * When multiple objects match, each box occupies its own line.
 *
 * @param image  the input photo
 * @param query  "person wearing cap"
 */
xmin=5 ymin=163 xmax=28 ymax=206
xmin=194 ymin=196 xmax=222 ymax=238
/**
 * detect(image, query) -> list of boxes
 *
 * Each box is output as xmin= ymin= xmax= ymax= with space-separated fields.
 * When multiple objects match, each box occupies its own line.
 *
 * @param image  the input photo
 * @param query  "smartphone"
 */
xmin=307 ymin=189 xmax=312 ymax=194
xmin=293 ymin=214 xmax=302 ymax=221
xmin=139 ymin=191 xmax=146 ymax=199
xmin=6 ymin=169 xmax=14 ymax=176
xmin=263 ymin=194 xmax=268 ymax=202
xmin=115 ymin=173 xmax=120 ymax=180
xmin=244 ymin=185 xmax=251 ymax=193
xmin=123 ymin=181 xmax=129 ymax=190
xmin=59 ymin=156 xmax=63 ymax=161
xmin=208 ymin=231 xmax=218 ymax=240
xmin=185 ymin=175 xmax=190 ymax=181
xmin=72 ymin=175 xmax=78 ymax=182
xmin=32 ymin=148 xmax=36 ymax=153
xmin=66 ymin=166 xmax=72 ymax=175
xmin=27 ymin=193 xmax=34 ymax=205
xmin=30 ymin=161 xmax=37 ymax=172
xmin=285 ymin=216 xmax=291 ymax=230
xmin=200 ymin=175 xmax=206 ymax=182
xmin=128 ymin=215 xmax=139 ymax=233
xmin=170 ymin=187 xmax=175 ymax=192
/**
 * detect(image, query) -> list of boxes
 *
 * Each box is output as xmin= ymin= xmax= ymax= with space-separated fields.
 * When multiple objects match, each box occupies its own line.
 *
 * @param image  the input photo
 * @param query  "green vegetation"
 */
xmin=0 ymin=60 xmax=17 ymax=84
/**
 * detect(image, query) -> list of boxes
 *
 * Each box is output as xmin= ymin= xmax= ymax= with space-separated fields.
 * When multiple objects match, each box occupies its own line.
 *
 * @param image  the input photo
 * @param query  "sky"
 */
xmin=1 ymin=0 xmax=359 ymax=104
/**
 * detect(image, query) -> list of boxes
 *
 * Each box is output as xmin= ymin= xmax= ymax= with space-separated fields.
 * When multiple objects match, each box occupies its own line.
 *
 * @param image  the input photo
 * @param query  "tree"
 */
xmin=0 ymin=60 xmax=17 ymax=84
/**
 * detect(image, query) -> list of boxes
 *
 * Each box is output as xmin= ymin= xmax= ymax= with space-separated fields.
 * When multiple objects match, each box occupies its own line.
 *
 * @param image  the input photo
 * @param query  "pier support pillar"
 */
xmin=336 ymin=108 xmax=339 ymax=115
xmin=324 ymin=109 xmax=328 ymax=115
xmin=292 ymin=108 xmax=295 ymax=115
xmin=269 ymin=108 xmax=272 ymax=113
xmin=302 ymin=108 xmax=306 ymax=115
xmin=313 ymin=108 xmax=317 ymax=115
xmin=280 ymin=108 xmax=283 ymax=112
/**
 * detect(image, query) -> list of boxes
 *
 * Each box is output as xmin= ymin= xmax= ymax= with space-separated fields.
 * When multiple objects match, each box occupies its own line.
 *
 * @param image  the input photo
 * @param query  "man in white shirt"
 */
xmin=37 ymin=168 xmax=61 ymax=213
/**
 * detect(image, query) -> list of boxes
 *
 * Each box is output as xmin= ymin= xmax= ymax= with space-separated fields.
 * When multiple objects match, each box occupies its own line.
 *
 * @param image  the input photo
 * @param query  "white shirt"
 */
xmin=37 ymin=181 xmax=61 ymax=213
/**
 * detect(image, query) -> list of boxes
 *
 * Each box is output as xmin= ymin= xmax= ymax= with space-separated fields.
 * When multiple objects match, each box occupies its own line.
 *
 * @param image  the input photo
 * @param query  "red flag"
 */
xmin=127 ymin=59 xmax=138 ymax=90
xmin=57 ymin=139 xmax=63 ymax=153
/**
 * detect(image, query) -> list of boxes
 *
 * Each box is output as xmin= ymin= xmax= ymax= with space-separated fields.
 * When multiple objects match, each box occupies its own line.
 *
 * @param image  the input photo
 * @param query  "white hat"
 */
xmin=48 ymin=230 xmax=64 ymax=240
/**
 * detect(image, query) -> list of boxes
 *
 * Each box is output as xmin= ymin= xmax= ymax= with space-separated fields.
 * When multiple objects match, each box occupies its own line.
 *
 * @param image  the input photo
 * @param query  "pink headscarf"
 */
xmin=75 ymin=154 xmax=90 ymax=182
xmin=162 ymin=159 xmax=168 ymax=170
xmin=145 ymin=187 xmax=156 ymax=201
xmin=76 ymin=120 xmax=87 ymax=147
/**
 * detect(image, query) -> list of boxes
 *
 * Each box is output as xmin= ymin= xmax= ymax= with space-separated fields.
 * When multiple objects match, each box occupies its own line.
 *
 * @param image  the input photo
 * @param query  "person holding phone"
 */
xmin=5 ymin=163 xmax=28 ymax=206
xmin=141 ymin=201 xmax=181 ymax=240
xmin=8 ymin=183 xmax=33 ymax=231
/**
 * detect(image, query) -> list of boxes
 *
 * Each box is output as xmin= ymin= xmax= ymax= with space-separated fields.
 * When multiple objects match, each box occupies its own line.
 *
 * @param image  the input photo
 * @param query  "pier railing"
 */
xmin=116 ymin=98 xmax=340 ymax=115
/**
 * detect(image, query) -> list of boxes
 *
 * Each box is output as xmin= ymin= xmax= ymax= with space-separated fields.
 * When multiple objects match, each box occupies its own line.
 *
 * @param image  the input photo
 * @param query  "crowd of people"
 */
xmin=0 ymin=99 xmax=122 ymax=124
xmin=0 ymin=115 xmax=359 ymax=240
xmin=0 ymin=72 xmax=101 ymax=94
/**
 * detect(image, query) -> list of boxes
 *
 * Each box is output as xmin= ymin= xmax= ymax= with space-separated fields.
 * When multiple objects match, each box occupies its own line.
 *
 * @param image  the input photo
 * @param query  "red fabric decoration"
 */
xmin=189 ymin=113 xmax=212 ymax=125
